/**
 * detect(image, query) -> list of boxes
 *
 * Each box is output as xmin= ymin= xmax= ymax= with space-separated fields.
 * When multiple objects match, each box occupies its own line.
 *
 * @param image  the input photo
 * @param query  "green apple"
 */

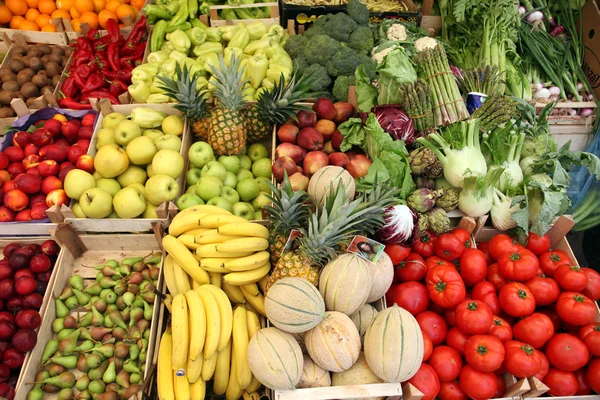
xmin=95 ymin=128 xmax=117 ymax=149
xmin=154 ymin=135 xmax=182 ymax=152
xmin=188 ymin=142 xmax=214 ymax=168
xmin=145 ymin=174 xmax=180 ymax=206
xmin=146 ymin=164 xmax=154 ymax=178
xmin=177 ymin=193 xmax=204 ymax=210
xmin=143 ymin=129 xmax=164 ymax=140
xmin=251 ymin=192 xmax=271 ymax=211
xmin=218 ymin=155 xmax=242 ymax=174
xmin=220 ymin=186 xmax=240 ymax=204
xmin=254 ymin=211 xmax=263 ymax=220
xmin=232 ymin=202 xmax=255 ymax=220
xmin=114 ymin=120 xmax=142 ymax=146
xmin=113 ymin=187 xmax=146 ymax=218
xmin=186 ymin=185 xmax=197 ymax=194
xmin=255 ymin=177 xmax=271 ymax=193
xmin=152 ymin=149 xmax=184 ymax=179
xmin=128 ymin=183 xmax=147 ymax=199
xmin=117 ymin=165 xmax=147 ymax=188
xmin=251 ymin=158 xmax=272 ymax=179
xmin=223 ymin=172 xmax=238 ymax=188
xmin=143 ymin=202 xmax=158 ymax=218
xmin=236 ymin=178 xmax=260 ymax=202
xmin=247 ymin=143 xmax=269 ymax=161
xmin=96 ymin=178 xmax=121 ymax=197
xmin=94 ymin=145 xmax=129 ymax=178
xmin=162 ymin=115 xmax=184 ymax=136
xmin=187 ymin=168 xmax=202 ymax=186
xmin=195 ymin=176 xmax=222 ymax=202
xmin=102 ymin=112 xmax=126 ymax=129
xmin=107 ymin=211 xmax=119 ymax=218
xmin=126 ymin=136 xmax=157 ymax=165
xmin=238 ymin=155 xmax=252 ymax=170
xmin=72 ymin=202 xmax=86 ymax=218
xmin=93 ymin=171 xmax=102 ymax=180
xmin=201 ymin=161 xmax=226 ymax=181
xmin=237 ymin=169 xmax=253 ymax=181
xmin=79 ymin=188 xmax=113 ymax=218
xmin=64 ymin=169 xmax=95 ymax=201
xmin=207 ymin=197 xmax=233 ymax=212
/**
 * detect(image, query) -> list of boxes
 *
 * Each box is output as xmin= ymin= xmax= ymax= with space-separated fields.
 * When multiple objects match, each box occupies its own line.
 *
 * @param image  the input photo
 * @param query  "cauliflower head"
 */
xmin=386 ymin=24 xmax=408 ymax=41
xmin=415 ymin=37 xmax=439 ymax=52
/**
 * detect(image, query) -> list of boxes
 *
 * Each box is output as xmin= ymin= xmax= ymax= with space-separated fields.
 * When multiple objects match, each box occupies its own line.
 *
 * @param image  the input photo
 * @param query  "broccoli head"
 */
xmin=325 ymin=13 xmax=358 ymax=42
xmin=312 ymin=13 xmax=335 ymax=29
xmin=346 ymin=0 xmax=369 ymax=26
xmin=357 ymin=53 xmax=377 ymax=80
xmin=348 ymin=26 xmax=374 ymax=55
xmin=302 ymin=64 xmax=332 ymax=93
xmin=326 ymin=46 xmax=362 ymax=77
xmin=303 ymin=35 xmax=342 ymax=66
xmin=332 ymin=75 xmax=356 ymax=101
xmin=293 ymin=56 xmax=310 ymax=74
xmin=284 ymin=35 xmax=306 ymax=59
xmin=303 ymin=25 xmax=328 ymax=38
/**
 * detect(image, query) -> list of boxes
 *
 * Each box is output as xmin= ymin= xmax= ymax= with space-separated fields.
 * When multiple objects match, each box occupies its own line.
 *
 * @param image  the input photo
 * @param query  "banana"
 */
xmin=240 ymin=285 xmax=266 ymax=317
xmin=157 ymin=330 xmax=175 ymax=400
xmin=196 ymin=230 xmax=245 ymax=245
xmin=199 ymin=214 xmax=249 ymax=229
xmin=183 ymin=290 xmax=206 ymax=361
xmin=226 ymin=346 xmax=242 ymax=400
xmin=196 ymin=244 xmax=254 ymax=259
xmin=241 ymin=283 xmax=260 ymax=296
xmin=189 ymin=379 xmax=206 ymax=399
xmin=164 ymin=294 xmax=173 ymax=313
xmin=186 ymin=356 xmax=203 ymax=384
xmin=198 ymin=261 xmax=230 ymax=274
xmin=213 ymin=339 xmax=231 ymax=396
xmin=173 ymin=373 xmax=190 ymax=400
xmin=216 ymin=238 xmax=269 ymax=253
xmin=257 ymin=275 xmax=268 ymax=294
xmin=246 ymin=310 xmax=261 ymax=340
xmin=218 ymin=222 xmax=270 ymax=239
xmin=201 ymin=352 xmax=218 ymax=381
xmin=163 ymin=255 xmax=180 ymax=296
xmin=171 ymin=294 xmax=189 ymax=373
xmin=222 ymin=251 xmax=270 ymax=272
xmin=172 ymin=258 xmax=192 ymax=294
xmin=223 ymin=262 xmax=271 ymax=286
xmin=209 ymin=272 xmax=222 ymax=288
xmin=232 ymin=305 xmax=252 ymax=389
xmin=163 ymin=235 xmax=210 ymax=284
xmin=246 ymin=377 xmax=262 ymax=394
xmin=192 ymin=280 xmax=201 ymax=290
xmin=169 ymin=212 xmax=208 ymax=237
xmin=244 ymin=301 xmax=258 ymax=316
xmin=177 ymin=204 xmax=231 ymax=218
xmin=222 ymin=282 xmax=246 ymax=304
xmin=185 ymin=228 xmax=210 ymax=236
xmin=203 ymin=285 xmax=233 ymax=351
xmin=177 ymin=234 xmax=200 ymax=250
xmin=195 ymin=286 xmax=221 ymax=359
xmin=243 ymin=391 xmax=261 ymax=400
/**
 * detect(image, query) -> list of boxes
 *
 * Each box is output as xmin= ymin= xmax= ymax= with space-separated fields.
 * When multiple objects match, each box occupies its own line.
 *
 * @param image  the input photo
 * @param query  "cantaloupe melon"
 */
xmin=308 ymin=166 xmax=355 ymax=205
xmin=305 ymin=311 xmax=361 ymax=372
xmin=366 ymin=251 xmax=394 ymax=303
xmin=332 ymin=353 xmax=384 ymax=400
xmin=265 ymin=277 xmax=327 ymax=333
xmin=291 ymin=331 xmax=306 ymax=353
xmin=247 ymin=327 xmax=303 ymax=390
xmin=319 ymin=253 xmax=372 ymax=315
xmin=297 ymin=354 xmax=331 ymax=388
xmin=349 ymin=303 xmax=379 ymax=343
xmin=364 ymin=305 xmax=424 ymax=383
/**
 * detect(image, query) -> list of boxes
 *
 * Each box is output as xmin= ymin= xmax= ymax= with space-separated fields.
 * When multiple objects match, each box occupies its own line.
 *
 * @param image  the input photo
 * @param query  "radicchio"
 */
xmin=377 ymin=204 xmax=417 ymax=245
xmin=371 ymin=104 xmax=416 ymax=145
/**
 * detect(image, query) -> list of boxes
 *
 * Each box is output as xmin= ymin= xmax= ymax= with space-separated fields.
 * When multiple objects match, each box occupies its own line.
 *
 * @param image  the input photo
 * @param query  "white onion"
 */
xmin=588 ymin=94 xmax=595 ymax=101
xmin=548 ymin=86 xmax=561 ymax=96
xmin=535 ymin=88 xmax=551 ymax=99
xmin=535 ymin=83 xmax=544 ymax=90
xmin=568 ymin=109 xmax=577 ymax=116
xmin=519 ymin=6 xmax=526 ymax=16
xmin=527 ymin=11 xmax=544 ymax=22
xmin=577 ymin=82 xmax=585 ymax=91
xmin=580 ymin=108 xmax=594 ymax=117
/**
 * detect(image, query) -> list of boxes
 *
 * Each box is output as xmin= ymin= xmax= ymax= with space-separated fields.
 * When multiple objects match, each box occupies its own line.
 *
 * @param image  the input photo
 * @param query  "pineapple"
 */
xmin=208 ymin=55 xmax=248 ymax=155
xmin=191 ymin=104 xmax=215 ymax=141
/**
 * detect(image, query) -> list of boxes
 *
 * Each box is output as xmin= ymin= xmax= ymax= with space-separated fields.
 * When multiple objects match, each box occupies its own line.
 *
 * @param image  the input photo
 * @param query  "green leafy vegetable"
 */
xmin=376 ymin=49 xmax=417 ymax=105
xmin=355 ymin=65 xmax=378 ymax=113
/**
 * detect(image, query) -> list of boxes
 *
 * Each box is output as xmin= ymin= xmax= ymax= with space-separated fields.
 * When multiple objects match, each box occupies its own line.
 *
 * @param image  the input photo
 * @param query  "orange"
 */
xmin=98 ymin=9 xmax=116 ymax=28
xmin=41 ymin=22 xmax=56 ymax=31
xmin=130 ymin=0 xmax=143 ymax=10
xmin=25 ymin=8 xmax=40 ymax=22
xmin=35 ymin=13 xmax=51 ymax=27
xmin=92 ymin=0 xmax=104 ymax=12
xmin=69 ymin=7 xmax=79 ymax=18
xmin=105 ymin=0 xmax=122 ymax=12
xmin=79 ymin=11 xmax=97 ymax=28
xmin=70 ymin=17 xmax=80 ymax=31
xmin=19 ymin=19 xmax=39 ymax=30
xmin=9 ymin=15 xmax=24 ymax=28
xmin=51 ymin=9 xmax=70 ymax=20
xmin=38 ymin=0 xmax=57 ymax=15
xmin=0 ymin=5 xmax=12 ymax=24
xmin=53 ymin=114 xmax=68 ymax=122
xmin=25 ymin=0 xmax=39 ymax=8
xmin=74 ymin=0 xmax=93 ymax=14
xmin=115 ymin=3 xmax=135 ymax=22
xmin=56 ymin=0 xmax=73 ymax=9
xmin=5 ymin=0 xmax=27 ymax=16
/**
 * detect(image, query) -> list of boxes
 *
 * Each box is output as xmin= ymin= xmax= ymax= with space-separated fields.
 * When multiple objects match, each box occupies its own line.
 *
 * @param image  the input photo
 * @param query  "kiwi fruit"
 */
xmin=26 ymin=49 xmax=41 ymax=58
xmin=41 ymin=85 xmax=54 ymax=95
xmin=52 ymin=75 xmax=61 ymax=86
xmin=16 ymin=69 xmax=34 ymax=86
xmin=11 ymin=46 xmax=27 ymax=56
xmin=20 ymin=55 xmax=31 ymax=66
xmin=2 ymin=81 xmax=19 ymax=92
xmin=61 ymin=58 xmax=68 ymax=68
xmin=0 ymin=108 xmax=15 ymax=118
xmin=14 ymin=91 xmax=25 ymax=101
xmin=45 ymin=62 xmax=61 ymax=78
xmin=51 ymin=47 xmax=65 ymax=57
xmin=48 ymin=53 xmax=62 ymax=64
xmin=9 ymin=59 xmax=25 ymax=74
xmin=40 ymin=55 xmax=50 ymax=64
xmin=21 ymin=82 xmax=39 ymax=98
xmin=1 ymin=73 xmax=16 ymax=83
xmin=26 ymin=97 xmax=37 ymax=107
xmin=0 ymin=91 xmax=14 ymax=105
xmin=29 ymin=57 xmax=43 ymax=72
xmin=31 ymin=74 xmax=49 ymax=88
xmin=0 ymin=68 xmax=12 ymax=77
xmin=38 ymin=45 xmax=52 ymax=55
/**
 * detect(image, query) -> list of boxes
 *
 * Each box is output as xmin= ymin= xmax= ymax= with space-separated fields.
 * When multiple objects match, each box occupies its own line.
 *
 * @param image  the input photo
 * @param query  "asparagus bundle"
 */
xmin=472 ymin=95 xmax=516 ymax=132
xmin=457 ymin=65 xmax=504 ymax=96
xmin=400 ymin=80 xmax=435 ymax=133
xmin=413 ymin=44 xmax=470 ymax=127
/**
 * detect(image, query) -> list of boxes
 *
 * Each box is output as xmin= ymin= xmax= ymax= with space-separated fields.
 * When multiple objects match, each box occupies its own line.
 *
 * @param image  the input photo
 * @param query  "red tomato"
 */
xmin=422 ymin=330 xmax=433 ymax=362
xmin=574 ymin=368 xmax=592 ymax=395
xmin=580 ymin=323 xmax=600 ymax=356
xmin=524 ymin=274 xmax=560 ymax=306
xmin=498 ymin=282 xmax=536 ymax=318
xmin=586 ymin=358 xmax=600 ymax=394
xmin=471 ymin=281 xmax=500 ymax=315
xmin=425 ymin=255 xmax=454 ymax=270
xmin=556 ymin=292 xmax=597 ymax=326
xmin=525 ymin=232 xmax=550 ymax=256
xmin=539 ymin=250 xmax=571 ymax=277
xmin=444 ymin=308 xmax=457 ymax=327
xmin=384 ymin=243 xmax=411 ymax=265
xmin=488 ymin=316 xmax=513 ymax=343
xmin=416 ymin=311 xmax=448 ymax=346
xmin=455 ymin=300 xmax=493 ymax=335
xmin=392 ymin=282 xmax=429 ymax=315
xmin=394 ymin=253 xmax=427 ymax=282
xmin=533 ymin=351 xmax=549 ymax=381
xmin=413 ymin=231 xmax=436 ymax=258
xmin=543 ymin=368 xmax=578 ymax=397
xmin=497 ymin=248 xmax=539 ymax=282
xmin=464 ymin=335 xmax=505 ymax=372
xmin=458 ymin=248 xmax=487 ymax=286
xmin=451 ymin=228 xmax=472 ymax=249
xmin=581 ymin=267 xmax=600 ymax=301
xmin=486 ymin=263 xmax=508 ymax=291
xmin=408 ymin=364 xmax=440 ymax=400
xmin=438 ymin=381 xmax=467 ymax=400
xmin=435 ymin=233 xmax=465 ymax=261
xmin=494 ymin=374 xmax=506 ymax=398
xmin=489 ymin=234 xmax=521 ymax=260
xmin=476 ymin=241 xmax=494 ymax=265
xmin=429 ymin=345 xmax=463 ymax=382
xmin=513 ymin=313 xmax=555 ymax=348
xmin=459 ymin=365 xmax=498 ymax=400
xmin=545 ymin=333 xmax=590 ymax=371
xmin=446 ymin=327 xmax=469 ymax=356
xmin=426 ymin=266 xmax=466 ymax=309
xmin=428 ymin=301 xmax=446 ymax=315
xmin=385 ymin=284 xmax=397 ymax=306
xmin=538 ymin=308 xmax=562 ymax=332
xmin=503 ymin=340 xmax=541 ymax=378
xmin=555 ymin=264 xmax=589 ymax=292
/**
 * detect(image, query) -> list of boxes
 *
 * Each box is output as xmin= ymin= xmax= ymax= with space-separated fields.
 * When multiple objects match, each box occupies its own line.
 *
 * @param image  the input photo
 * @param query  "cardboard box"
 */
xmin=581 ymin=0 xmax=600 ymax=98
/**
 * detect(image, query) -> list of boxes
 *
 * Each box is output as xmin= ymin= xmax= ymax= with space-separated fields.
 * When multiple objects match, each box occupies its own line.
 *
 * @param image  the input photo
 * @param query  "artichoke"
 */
xmin=407 ymin=188 xmax=437 ymax=213
xmin=435 ymin=188 xmax=460 ymax=212
xmin=409 ymin=147 xmax=443 ymax=178
xmin=417 ymin=213 xmax=429 ymax=234
xmin=426 ymin=207 xmax=450 ymax=234
xmin=414 ymin=177 xmax=436 ymax=190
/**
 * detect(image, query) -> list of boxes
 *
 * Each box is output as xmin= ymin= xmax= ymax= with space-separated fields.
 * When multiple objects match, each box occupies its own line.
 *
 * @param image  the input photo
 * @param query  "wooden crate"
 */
xmin=15 ymin=227 xmax=165 ymax=400
xmin=209 ymin=2 xmax=280 ymax=27
xmin=0 ymin=29 xmax=69 ymax=45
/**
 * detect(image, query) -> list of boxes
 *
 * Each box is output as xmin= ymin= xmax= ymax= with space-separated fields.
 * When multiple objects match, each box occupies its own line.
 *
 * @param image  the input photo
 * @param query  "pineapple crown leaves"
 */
xmin=354 ymin=176 xmax=402 ymax=235
xmin=211 ymin=53 xmax=249 ymax=111
xmin=156 ymin=64 xmax=208 ymax=121
xmin=264 ymin=173 xmax=311 ymax=233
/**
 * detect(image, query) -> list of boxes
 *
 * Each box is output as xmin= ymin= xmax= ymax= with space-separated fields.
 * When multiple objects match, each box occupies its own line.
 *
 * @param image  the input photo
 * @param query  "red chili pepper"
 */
xmin=75 ymin=64 xmax=92 ymax=79
xmin=81 ymin=73 xmax=107 ymax=94
xmin=59 ymin=97 xmax=93 ymax=110
xmin=109 ymin=79 xmax=128 ymax=97
xmin=120 ymin=59 xmax=135 ymax=71
xmin=81 ymin=90 xmax=120 ymax=104
xmin=86 ymin=28 xmax=101 ymax=42
xmin=107 ymin=42 xmax=120 ymax=71
xmin=73 ymin=72 xmax=85 ymax=89
xmin=124 ymin=16 xmax=147 ymax=48
xmin=122 ymin=41 xmax=146 ymax=59
xmin=76 ymin=37 xmax=93 ymax=53
xmin=61 ymin=74 xmax=78 ymax=98
xmin=102 ymin=69 xmax=132 ymax=82
xmin=106 ymin=18 xmax=120 ymax=42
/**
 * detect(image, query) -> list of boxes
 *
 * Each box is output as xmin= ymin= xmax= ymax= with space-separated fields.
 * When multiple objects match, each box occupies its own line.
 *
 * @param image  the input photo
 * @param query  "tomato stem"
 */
xmin=435 ymin=281 xmax=447 ymax=292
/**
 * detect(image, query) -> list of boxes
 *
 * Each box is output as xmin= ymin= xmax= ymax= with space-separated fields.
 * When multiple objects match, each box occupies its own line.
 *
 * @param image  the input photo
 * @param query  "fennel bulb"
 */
xmin=491 ymin=189 xmax=519 ymax=231
xmin=497 ymin=133 xmax=525 ymax=192
xmin=458 ymin=168 xmax=504 ymax=217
